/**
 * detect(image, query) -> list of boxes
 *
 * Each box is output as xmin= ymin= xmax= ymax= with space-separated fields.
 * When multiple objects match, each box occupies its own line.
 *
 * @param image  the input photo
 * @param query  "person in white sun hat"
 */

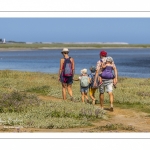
xmin=58 ymin=48 xmax=75 ymax=101
xmin=74 ymin=68 xmax=90 ymax=103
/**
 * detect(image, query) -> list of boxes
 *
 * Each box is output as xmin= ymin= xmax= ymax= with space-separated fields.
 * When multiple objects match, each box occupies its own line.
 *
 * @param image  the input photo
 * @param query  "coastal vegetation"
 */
xmin=0 ymin=70 xmax=150 ymax=130
xmin=0 ymin=70 xmax=105 ymax=129
xmin=0 ymin=43 xmax=150 ymax=49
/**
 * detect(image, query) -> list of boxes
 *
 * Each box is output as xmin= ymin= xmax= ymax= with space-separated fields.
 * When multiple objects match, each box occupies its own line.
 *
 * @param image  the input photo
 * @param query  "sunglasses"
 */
xmin=61 ymin=52 xmax=67 ymax=54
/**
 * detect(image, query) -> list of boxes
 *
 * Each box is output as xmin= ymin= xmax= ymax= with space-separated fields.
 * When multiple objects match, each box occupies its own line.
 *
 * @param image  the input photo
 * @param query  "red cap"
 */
xmin=100 ymin=50 xmax=107 ymax=57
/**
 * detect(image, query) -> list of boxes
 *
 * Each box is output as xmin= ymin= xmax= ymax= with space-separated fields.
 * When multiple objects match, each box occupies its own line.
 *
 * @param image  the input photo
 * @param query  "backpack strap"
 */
xmin=63 ymin=57 xmax=71 ymax=66
xmin=64 ymin=56 xmax=71 ymax=61
xmin=64 ymin=56 xmax=71 ymax=60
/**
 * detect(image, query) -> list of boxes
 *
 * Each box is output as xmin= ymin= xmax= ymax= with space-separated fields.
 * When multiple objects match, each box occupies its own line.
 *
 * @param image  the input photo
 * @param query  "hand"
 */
xmin=93 ymin=82 xmax=97 ymax=87
xmin=58 ymin=77 xmax=61 ymax=81
xmin=73 ymin=78 xmax=78 ymax=81
xmin=113 ymin=78 xmax=117 ymax=85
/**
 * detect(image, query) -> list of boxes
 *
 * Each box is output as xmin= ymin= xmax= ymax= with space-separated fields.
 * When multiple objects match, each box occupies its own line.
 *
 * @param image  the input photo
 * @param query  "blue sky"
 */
xmin=0 ymin=18 xmax=150 ymax=44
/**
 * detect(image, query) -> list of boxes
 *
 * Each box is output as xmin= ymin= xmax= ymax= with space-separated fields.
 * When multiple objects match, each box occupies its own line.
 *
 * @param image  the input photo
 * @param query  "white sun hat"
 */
xmin=61 ymin=48 xmax=69 ymax=53
xmin=81 ymin=68 xmax=87 ymax=74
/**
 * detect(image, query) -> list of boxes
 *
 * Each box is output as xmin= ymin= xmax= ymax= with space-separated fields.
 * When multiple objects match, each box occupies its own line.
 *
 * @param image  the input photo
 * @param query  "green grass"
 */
xmin=112 ymin=77 xmax=150 ymax=113
xmin=0 ymin=100 xmax=105 ymax=129
xmin=0 ymin=70 xmax=105 ymax=129
xmin=0 ymin=70 xmax=150 ymax=129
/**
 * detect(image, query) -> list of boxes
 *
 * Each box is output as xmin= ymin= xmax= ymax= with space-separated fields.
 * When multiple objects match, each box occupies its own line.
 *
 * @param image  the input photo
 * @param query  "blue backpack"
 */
xmin=63 ymin=57 xmax=73 ymax=77
xmin=101 ymin=66 xmax=115 ymax=79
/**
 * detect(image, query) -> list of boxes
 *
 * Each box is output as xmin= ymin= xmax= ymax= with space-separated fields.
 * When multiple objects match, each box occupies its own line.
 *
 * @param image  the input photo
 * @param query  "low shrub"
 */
xmin=0 ymin=101 xmax=105 ymax=129
xmin=0 ymin=90 xmax=40 ymax=113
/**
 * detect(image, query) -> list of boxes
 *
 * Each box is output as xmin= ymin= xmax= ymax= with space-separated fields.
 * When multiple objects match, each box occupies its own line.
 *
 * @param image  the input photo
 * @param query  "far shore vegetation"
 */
xmin=0 ymin=43 xmax=150 ymax=49
xmin=0 ymin=70 xmax=150 ymax=130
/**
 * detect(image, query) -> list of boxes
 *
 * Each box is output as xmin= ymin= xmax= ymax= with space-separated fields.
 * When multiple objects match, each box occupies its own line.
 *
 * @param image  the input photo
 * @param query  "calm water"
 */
xmin=0 ymin=49 xmax=150 ymax=78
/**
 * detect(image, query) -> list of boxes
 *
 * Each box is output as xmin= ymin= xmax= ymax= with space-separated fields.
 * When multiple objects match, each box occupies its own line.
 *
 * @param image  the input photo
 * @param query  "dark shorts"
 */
xmin=80 ymin=86 xmax=89 ymax=93
xmin=60 ymin=74 xmax=73 ymax=84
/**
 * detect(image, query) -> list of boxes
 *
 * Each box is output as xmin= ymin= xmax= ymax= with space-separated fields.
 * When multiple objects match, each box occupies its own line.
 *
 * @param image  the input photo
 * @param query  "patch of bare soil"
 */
xmin=1 ymin=95 xmax=150 ymax=133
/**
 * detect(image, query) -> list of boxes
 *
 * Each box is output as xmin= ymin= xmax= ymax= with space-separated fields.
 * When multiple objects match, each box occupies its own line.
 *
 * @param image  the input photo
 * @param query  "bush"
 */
xmin=0 ymin=90 xmax=40 ymax=113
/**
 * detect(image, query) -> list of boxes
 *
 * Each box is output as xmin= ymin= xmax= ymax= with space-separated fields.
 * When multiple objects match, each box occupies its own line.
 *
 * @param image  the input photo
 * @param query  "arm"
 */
xmin=58 ymin=58 xmax=64 ymax=81
xmin=113 ymin=65 xmax=118 ymax=84
xmin=70 ymin=57 xmax=75 ymax=77
xmin=73 ymin=78 xmax=79 ymax=81
xmin=94 ymin=60 xmax=101 ymax=85
xmin=73 ymin=76 xmax=80 ymax=81
xmin=88 ymin=77 xmax=91 ymax=84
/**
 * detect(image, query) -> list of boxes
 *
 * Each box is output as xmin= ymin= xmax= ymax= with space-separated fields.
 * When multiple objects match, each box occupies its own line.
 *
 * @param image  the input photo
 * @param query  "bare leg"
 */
xmin=89 ymin=92 xmax=95 ymax=101
xmin=81 ymin=92 xmax=85 ymax=103
xmin=90 ymin=93 xmax=95 ymax=105
xmin=67 ymin=84 xmax=73 ymax=97
xmin=100 ymin=93 xmax=104 ymax=109
xmin=84 ymin=93 xmax=89 ymax=102
xmin=108 ymin=92 xmax=114 ymax=107
xmin=90 ymin=95 xmax=94 ymax=100
xmin=62 ymin=83 xmax=67 ymax=100
xmin=89 ymin=88 xmax=96 ymax=104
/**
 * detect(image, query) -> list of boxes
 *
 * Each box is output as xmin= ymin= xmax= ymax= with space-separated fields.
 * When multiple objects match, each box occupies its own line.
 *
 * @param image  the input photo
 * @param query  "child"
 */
xmin=100 ymin=56 xmax=117 ymax=88
xmin=88 ymin=66 xmax=99 ymax=105
xmin=74 ymin=68 xmax=90 ymax=103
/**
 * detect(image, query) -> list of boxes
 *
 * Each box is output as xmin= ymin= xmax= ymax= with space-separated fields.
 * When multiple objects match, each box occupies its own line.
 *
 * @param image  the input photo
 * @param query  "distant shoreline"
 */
xmin=1 ymin=43 xmax=150 ymax=51
xmin=0 ymin=46 xmax=149 ymax=51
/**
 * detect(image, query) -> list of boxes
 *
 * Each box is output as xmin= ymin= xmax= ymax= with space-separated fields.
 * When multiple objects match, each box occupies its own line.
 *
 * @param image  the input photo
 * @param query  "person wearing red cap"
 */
xmin=94 ymin=50 xmax=118 ymax=112
xmin=100 ymin=50 xmax=107 ymax=57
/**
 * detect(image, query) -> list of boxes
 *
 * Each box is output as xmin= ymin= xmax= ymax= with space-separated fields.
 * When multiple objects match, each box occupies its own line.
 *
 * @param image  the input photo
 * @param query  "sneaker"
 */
xmin=70 ymin=97 xmax=75 ymax=101
xmin=109 ymin=107 xmax=114 ymax=112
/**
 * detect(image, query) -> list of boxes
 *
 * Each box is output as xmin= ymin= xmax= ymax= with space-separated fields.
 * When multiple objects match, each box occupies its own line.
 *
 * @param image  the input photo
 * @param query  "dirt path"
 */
xmin=1 ymin=95 xmax=150 ymax=132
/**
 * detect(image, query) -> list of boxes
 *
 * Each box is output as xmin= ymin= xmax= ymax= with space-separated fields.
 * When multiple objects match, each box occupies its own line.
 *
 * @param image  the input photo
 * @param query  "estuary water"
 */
xmin=0 ymin=48 xmax=150 ymax=78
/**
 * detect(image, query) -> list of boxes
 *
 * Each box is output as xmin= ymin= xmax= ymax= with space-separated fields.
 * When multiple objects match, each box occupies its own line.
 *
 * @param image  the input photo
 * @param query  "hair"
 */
xmin=106 ymin=56 xmax=113 ymax=62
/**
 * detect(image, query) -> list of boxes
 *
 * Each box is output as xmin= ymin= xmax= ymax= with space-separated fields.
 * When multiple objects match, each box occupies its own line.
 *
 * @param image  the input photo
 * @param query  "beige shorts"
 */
xmin=99 ymin=79 xmax=113 ymax=93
